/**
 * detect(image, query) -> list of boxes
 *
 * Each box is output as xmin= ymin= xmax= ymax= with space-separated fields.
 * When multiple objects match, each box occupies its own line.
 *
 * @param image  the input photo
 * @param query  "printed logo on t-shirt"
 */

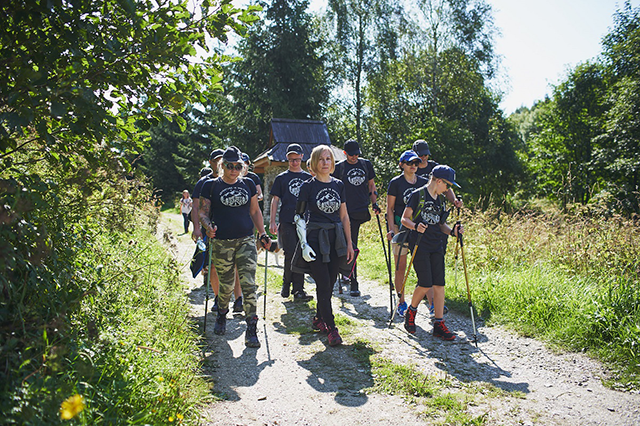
xmin=347 ymin=167 xmax=366 ymax=186
xmin=316 ymin=188 xmax=341 ymax=214
xmin=402 ymin=187 xmax=415 ymax=205
xmin=220 ymin=187 xmax=250 ymax=207
xmin=420 ymin=201 xmax=441 ymax=225
xmin=288 ymin=178 xmax=305 ymax=198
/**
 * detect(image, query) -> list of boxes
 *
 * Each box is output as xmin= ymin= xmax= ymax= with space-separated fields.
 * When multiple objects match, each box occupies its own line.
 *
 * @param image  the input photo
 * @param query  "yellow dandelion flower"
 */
xmin=60 ymin=394 xmax=85 ymax=420
xmin=177 ymin=413 xmax=184 ymax=420
xmin=169 ymin=416 xmax=174 ymax=422
xmin=158 ymin=376 xmax=164 ymax=382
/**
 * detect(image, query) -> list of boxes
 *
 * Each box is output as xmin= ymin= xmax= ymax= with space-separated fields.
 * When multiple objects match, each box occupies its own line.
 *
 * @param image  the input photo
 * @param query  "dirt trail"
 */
xmin=160 ymin=213 xmax=640 ymax=425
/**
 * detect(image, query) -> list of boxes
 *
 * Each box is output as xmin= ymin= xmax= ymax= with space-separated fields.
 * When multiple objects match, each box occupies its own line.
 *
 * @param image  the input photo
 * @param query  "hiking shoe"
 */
xmin=214 ymin=309 xmax=228 ymax=335
xmin=327 ymin=327 xmax=343 ymax=346
xmin=211 ymin=295 xmax=219 ymax=312
xmin=312 ymin=316 xmax=328 ymax=334
xmin=404 ymin=306 xmax=417 ymax=334
xmin=245 ymin=315 xmax=261 ymax=348
xmin=293 ymin=291 xmax=313 ymax=302
xmin=233 ymin=296 xmax=243 ymax=313
xmin=281 ymin=282 xmax=291 ymax=298
xmin=433 ymin=320 xmax=456 ymax=341
xmin=428 ymin=303 xmax=448 ymax=316
xmin=349 ymin=278 xmax=361 ymax=297
xmin=396 ymin=301 xmax=408 ymax=318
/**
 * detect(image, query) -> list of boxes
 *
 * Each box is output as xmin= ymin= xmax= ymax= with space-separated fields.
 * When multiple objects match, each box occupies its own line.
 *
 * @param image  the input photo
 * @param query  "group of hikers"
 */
xmin=184 ymin=139 xmax=463 ymax=349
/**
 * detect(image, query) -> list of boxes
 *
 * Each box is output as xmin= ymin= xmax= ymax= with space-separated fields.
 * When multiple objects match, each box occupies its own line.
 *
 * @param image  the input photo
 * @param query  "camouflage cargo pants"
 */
xmin=211 ymin=235 xmax=258 ymax=317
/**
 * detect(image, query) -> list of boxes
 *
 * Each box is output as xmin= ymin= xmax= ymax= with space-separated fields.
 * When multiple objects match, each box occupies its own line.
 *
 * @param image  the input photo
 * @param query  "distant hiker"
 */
xmin=386 ymin=150 xmax=428 ymax=318
xmin=332 ymin=139 xmax=380 ymax=296
xmin=412 ymin=139 xmax=463 ymax=313
xmin=401 ymin=165 xmax=462 ymax=340
xmin=180 ymin=189 xmax=193 ymax=234
xmin=199 ymin=146 xmax=271 ymax=348
xmin=294 ymin=145 xmax=355 ymax=346
xmin=269 ymin=143 xmax=313 ymax=301
xmin=242 ymin=153 xmax=263 ymax=202
xmin=192 ymin=148 xmax=243 ymax=314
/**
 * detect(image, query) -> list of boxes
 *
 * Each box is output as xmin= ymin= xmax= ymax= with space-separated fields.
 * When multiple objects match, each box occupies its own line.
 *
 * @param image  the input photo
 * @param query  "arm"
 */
xmin=386 ymin=194 xmax=397 ymax=241
xmin=339 ymin=203 xmax=355 ymax=263
xmin=250 ymin=195 xmax=268 ymax=236
xmin=445 ymin=189 xmax=462 ymax=208
xmin=401 ymin=206 xmax=427 ymax=234
xmin=269 ymin=195 xmax=280 ymax=235
xmin=198 ymin=197 xmax=216 ymax=238
xmin=368 ymin=179 xmax=380 ymax=214
xmin=256 ymin=184 xmax=264 ymax=201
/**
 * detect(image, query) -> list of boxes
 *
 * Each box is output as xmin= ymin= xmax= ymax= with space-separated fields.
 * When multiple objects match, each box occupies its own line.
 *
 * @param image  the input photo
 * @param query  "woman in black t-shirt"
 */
xmin=199 ymin=146 xmax=271 ymax=348
xmin=295 ymin=145 xmax=355 ymax=347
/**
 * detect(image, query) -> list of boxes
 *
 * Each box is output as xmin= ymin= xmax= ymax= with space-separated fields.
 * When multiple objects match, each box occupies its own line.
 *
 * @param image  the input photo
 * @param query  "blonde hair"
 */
xmin=308 ymin=145 xmax=335 ymax=175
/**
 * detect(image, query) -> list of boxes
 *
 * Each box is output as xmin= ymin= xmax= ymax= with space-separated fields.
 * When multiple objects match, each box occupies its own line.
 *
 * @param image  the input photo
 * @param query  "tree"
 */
xmin=0 ymin=0 xmax=260 ymax=167
xmin=225 ymin=0 xmax=329 ymax=157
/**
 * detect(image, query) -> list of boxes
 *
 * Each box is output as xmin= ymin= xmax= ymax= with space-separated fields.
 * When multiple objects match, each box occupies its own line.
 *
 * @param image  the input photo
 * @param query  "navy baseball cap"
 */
xmin=344 ymin=140 xmax=361 ymax=156
xmin=222 ymin=146 xmax=242 ymax=163
xmin=412 ymin=140 xmax=431 ymax=156
xmin=286 ymin=143 xmax=303 ymax=156
xmin=241 ymin=153 xmax=251 ymax=163
xmin=398 ymin=150 xmax=421 ymax=163
xmin=209 ymin=148 xmax=224 ymax=160
xmin=432 ymin=165 xmax=460 ymax=188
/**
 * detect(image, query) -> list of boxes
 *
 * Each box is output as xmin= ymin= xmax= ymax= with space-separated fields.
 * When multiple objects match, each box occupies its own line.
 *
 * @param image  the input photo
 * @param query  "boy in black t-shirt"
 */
xmin=332 ymin=140 xmax=380 ymax=296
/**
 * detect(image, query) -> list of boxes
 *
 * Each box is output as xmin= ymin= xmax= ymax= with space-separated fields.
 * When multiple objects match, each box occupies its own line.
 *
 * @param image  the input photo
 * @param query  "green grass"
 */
xmin=353 ymin=204 xmax=640 ymax=390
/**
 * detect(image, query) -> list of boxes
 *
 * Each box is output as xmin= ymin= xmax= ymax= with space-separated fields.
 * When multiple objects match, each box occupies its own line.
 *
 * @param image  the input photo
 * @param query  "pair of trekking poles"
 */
xmin=375 ymin=201 xmax=478 ymax=346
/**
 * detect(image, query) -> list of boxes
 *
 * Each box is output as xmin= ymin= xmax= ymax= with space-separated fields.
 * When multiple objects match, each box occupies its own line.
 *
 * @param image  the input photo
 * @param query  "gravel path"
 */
xmin=160 ymin=213 xmax=640 ymax=425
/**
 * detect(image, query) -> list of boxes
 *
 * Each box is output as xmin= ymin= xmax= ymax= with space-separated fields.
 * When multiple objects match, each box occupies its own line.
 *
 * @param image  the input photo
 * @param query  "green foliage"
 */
xmin=1 ymin=147 xmax=210 ymax=424
xmin=0 ymin=0 xmax=260 ymax=166
xmin=517 ymin=2 xmax=640 ymax=214
xmin=222 ymin=0 xmax=329 ymax=157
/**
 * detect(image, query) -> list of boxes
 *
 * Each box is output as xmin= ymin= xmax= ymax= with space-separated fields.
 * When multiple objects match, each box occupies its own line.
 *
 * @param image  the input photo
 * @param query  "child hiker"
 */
xmin=401 ymin=165 xmax=462 ymax=340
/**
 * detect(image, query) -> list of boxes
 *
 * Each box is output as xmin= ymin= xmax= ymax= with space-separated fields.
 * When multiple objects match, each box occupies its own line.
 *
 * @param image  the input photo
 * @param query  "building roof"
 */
xmin=254 ymin=118 xmax=340 ymax=173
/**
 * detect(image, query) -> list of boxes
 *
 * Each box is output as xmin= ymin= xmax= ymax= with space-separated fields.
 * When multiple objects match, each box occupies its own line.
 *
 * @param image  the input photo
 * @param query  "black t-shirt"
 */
xmin=246 ymin=171 xmax=262 ymax=187
xmin=270 ymin=170 xmax=312 ymax=223
xmin=332 ymin=158 xmax=375 ymax=214
xmin=405 ymin=185 xmax=447 ymax=253
xmin=201 ymin=177 xmax=257 ymax=240
xmin=387 ymin=174 xmax=429 ymax=226
xmin=297 ymin=177 xmax=346 ymax=224
xmin=415 ymin=160 xmax=438 ymax=178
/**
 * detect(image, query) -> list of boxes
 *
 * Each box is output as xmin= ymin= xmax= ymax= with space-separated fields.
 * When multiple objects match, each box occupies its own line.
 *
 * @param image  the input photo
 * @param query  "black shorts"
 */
xmin=412 ymin=250 xmax=445 ymax=288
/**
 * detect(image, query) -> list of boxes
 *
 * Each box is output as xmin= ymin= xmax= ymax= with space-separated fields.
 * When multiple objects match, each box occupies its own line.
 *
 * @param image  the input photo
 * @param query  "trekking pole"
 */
xmin=203 ymin=236 xmax=213 ymax=340
xmin=389 ymin=231 xmax=423 ymax=326
xmin=458 ymin=228 xmax=478 ymax=347
xmin=377 ymin=215 xmax=395 ymax=319
xmin=263 ymin=247 xmax=268 ymax=320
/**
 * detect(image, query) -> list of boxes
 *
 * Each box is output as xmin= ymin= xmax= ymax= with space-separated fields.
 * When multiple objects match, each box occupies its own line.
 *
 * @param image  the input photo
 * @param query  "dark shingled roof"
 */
xmin=254 ymin=118 xmax=334 ymax=167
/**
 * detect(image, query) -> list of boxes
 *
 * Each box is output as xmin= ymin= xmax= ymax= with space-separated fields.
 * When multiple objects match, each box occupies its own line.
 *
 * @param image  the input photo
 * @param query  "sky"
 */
xmin=306 ymin=0 xmax=638 ymax=115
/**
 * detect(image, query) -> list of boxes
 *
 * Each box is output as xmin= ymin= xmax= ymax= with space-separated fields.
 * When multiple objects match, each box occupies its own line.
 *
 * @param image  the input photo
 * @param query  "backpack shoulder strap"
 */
xmin=208 ymin=177 xmax=220 ymax=219
xmin=411 ymin=187 xmax=426 ymax=222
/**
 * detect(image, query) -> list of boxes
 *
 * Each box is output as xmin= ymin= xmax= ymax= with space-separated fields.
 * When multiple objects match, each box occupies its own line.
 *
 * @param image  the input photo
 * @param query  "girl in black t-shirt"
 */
xmin=386 ymin=151 xmax=428 ymax=318
xmin=295 ymin=145 xmax=355 ymax=347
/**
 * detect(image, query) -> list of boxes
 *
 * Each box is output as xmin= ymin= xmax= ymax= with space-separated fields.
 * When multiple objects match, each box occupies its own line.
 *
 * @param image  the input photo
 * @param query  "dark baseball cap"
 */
xmin=344 ymin=140 xmax=361 ymax=156
xmin=432 ymin=165 xmax=460 ymax=188
xmin=241 ymin=153 xmax=251 ymax=163
xmin=286 ymin=143 xmax=303 ymax=156
xmin=398 ymin=150 xmax=421 ymax=163
xmin=222 ymin=146 xmax=242 ymax=163
xmin=412 ymin=140 xmax=431 ymax=156
xmin=209 ymin=148 xmax=224 ymax=160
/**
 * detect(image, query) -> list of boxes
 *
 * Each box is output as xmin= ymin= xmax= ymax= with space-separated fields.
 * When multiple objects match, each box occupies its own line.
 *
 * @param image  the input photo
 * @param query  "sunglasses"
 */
xmin=441 ymin=180 xmax=452 ymax=189
xmin=404 ymin=161 xmax=420 ymax=166
xmin=225 ymin=162 xmax=244 ymax=171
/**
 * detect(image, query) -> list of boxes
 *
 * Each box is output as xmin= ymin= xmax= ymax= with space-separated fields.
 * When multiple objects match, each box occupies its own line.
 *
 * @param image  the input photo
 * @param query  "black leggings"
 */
xmin=308 ymin=229 xmax=340 ymax=329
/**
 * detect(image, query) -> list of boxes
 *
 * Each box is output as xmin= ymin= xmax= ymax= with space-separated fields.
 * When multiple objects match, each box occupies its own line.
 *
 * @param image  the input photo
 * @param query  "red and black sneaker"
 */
xmin=433 ymin=320 xmax=456 ymax=340
xmin=404 ymin=306 xmax=417 ymax=334
xmin=312 ymin=316 xmax=328 ymax=334
xmin=327 ymin=327 xmax=343 ymax=346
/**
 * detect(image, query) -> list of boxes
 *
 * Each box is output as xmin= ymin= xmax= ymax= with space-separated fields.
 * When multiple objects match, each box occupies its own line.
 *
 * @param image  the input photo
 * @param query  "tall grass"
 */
xmin=1 ymin=148 xmax=210 ymax=424
xmin=355 ymin=203 xmax=640 ymax=390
